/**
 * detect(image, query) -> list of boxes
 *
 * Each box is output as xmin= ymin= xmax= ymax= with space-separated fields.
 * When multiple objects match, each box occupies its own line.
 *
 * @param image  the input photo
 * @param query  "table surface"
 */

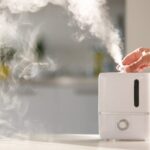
xmin=0 ymin=134 xmax=149 ymax=150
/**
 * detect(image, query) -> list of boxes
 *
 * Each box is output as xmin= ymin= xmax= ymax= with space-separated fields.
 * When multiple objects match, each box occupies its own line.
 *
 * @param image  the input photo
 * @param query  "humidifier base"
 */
xmin=99 ymin=113 xmax=150 ymax=141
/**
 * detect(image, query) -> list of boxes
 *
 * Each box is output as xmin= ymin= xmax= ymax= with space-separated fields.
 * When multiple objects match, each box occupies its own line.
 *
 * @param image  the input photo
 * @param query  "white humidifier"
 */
xmin=98 ymin=73 xmax=150 ymax=140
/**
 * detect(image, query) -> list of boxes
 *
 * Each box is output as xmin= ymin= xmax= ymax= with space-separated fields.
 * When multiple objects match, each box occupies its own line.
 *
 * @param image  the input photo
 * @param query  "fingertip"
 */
xmin=122 ymin=60 xmax=126 ymax=65
xmin=122 ymin=56 xmax=127 ymax=64
xmin=122 ymin=58 xmax=129 ymax=65
xmin=122 ymin=48 xmax=143 ymax=66
xmin=123 ymin=62 xmax=136 ymax=72
xmin=124 ymin=62 xmax=141 ymax=73
xmin=124 ymin=66 xmax=132 ymax=73
xmin=122 ymin=54 xmax=134 ymax=65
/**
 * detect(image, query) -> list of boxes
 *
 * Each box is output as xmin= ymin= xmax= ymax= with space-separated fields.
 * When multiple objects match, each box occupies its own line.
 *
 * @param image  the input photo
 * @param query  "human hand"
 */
xmin=117 ymin=48 xmax=150 ymax=72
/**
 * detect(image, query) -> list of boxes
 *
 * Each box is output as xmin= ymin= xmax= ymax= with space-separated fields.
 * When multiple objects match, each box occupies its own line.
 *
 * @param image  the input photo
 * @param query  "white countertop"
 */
xmin=0 ymin=134 xmax=149 ymax=150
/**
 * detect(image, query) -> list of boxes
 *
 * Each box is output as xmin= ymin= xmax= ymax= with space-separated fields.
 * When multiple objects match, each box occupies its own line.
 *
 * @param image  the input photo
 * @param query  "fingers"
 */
xmin=124 ymin=54 xmax=150 ymax=72
xmin=124 ymin=57 xmax=143 ymax=72
xmin=122 ymin=48 xmax=150 ymax=65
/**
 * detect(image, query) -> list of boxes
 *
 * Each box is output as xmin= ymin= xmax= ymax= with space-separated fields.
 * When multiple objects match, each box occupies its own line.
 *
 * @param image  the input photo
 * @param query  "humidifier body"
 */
xmin=98 ymin=73 xmax=150 ymax=140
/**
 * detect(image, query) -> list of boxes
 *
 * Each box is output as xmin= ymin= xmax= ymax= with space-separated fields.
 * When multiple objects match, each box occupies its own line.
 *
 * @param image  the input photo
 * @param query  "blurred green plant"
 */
xmin=0 ymin=46 xmax=16 ymax=79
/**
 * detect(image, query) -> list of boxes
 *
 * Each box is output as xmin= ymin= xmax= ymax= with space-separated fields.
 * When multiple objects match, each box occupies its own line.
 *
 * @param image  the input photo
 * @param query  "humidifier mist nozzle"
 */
xmin=116 ymin=63 xmax=126 ymax=73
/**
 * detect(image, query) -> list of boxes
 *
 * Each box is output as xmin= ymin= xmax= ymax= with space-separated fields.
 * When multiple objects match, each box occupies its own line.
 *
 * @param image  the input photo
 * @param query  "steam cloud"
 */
xmin=67 ymin=0 xmax=122 ymax=64
xmin=0 ymin=0 xmax=122 ymax=64
xmin=0 ymin=0 xmax=123 ymax=138
xmin=0 ymin=0 xmax=123 ymax=65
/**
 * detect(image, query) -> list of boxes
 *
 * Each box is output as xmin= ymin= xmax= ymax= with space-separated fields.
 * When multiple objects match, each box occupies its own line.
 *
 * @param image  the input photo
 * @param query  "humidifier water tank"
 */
xmin=98 ymin=73 xmax=150 ymax=140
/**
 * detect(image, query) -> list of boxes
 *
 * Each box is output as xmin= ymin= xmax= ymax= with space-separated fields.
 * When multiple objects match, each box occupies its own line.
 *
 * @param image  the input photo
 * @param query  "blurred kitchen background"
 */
xmin=8 ymin=0 xmax=150 ymax=135
xmin=18 ymin=0 xmax=125 ymax=135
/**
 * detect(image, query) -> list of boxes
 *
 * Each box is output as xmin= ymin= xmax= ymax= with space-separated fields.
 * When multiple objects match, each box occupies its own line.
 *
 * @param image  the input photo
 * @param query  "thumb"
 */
xmin=125 ymin=54 xmax=150 ymax=72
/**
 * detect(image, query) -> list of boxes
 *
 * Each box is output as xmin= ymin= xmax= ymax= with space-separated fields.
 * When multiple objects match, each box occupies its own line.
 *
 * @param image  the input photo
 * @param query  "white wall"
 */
xmin=126 ymin=0 xmax=150 ymax=53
